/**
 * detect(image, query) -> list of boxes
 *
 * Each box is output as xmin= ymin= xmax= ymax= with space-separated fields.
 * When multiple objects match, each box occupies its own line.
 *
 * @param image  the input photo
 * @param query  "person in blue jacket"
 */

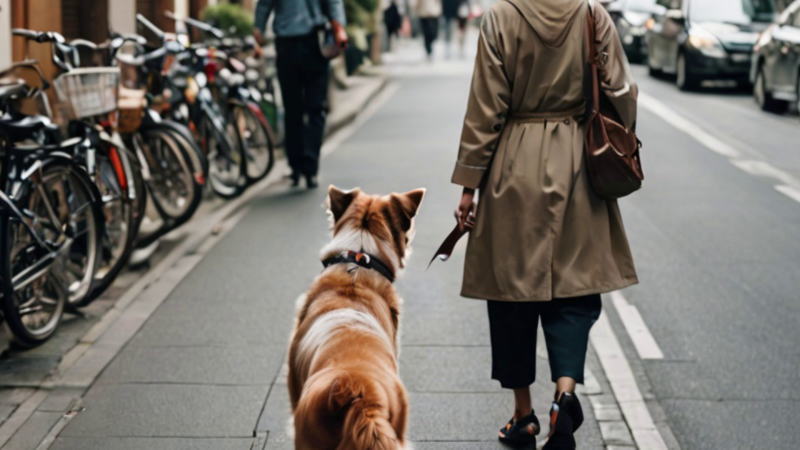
xmin=254 ymin=0 xmax=348 ymax=189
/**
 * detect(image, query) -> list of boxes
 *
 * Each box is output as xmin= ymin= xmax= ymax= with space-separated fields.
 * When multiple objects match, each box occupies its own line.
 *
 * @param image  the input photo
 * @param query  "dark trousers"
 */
xmin=487 ymin=295 xmax=602 ymax=389
xmin=275 ymin=34 xmax=330 ymax=177
xmin=419 ymin=17 xmax=439 ymax=56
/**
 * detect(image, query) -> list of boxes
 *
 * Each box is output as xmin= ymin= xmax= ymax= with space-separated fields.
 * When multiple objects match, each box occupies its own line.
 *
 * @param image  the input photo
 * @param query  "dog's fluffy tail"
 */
xmin=294 ymin=369 xmax=402 ymax=450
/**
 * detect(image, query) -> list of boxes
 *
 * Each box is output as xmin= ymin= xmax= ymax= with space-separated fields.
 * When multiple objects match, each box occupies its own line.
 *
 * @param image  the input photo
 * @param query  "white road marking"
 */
xmin=731 ymin=160 xmax=800 ymax=187
xmin=590 ymin=311 xmax=669 ymax=450
xmin=639 ymin=92 xmax=741 ymax=158
xmin=610 ymin=291 xmax=664 ymax=360
xmin=775 ymin=185 xmax=800 ymax=203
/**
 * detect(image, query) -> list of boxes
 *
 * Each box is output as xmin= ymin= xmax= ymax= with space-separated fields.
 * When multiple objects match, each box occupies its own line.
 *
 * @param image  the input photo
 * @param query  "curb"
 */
xmin=0 ymin=73 xmax=390 ymax=449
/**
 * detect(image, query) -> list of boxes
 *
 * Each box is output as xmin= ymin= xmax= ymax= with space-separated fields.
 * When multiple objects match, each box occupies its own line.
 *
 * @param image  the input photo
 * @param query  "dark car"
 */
xmin=607 ymin=0 xmax=662 ymax=62
xmin=751 ymin=0 xmax=800 ymax=112
xmin=646 ymin=0 xmax=777 ymax=90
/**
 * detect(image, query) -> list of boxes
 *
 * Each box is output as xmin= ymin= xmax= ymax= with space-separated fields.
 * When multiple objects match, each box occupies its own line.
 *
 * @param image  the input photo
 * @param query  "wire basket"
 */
xmin=52 ymin=67 xmax=120 ymax=120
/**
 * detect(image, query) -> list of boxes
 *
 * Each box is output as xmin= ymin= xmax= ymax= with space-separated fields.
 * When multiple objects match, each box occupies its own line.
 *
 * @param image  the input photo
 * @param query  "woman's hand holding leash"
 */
xmin=456 ymin=188 xmax=476 ymax=232
xmin=428 ymin=188 xmax=476 ymax=267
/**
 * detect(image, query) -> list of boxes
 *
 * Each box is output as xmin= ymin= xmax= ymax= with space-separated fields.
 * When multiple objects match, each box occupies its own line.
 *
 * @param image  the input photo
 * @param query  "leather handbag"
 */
xmin=583 ymin=2 xmax=643 ymax=200
xmin=302 ymin=0 xmax=343 ymax=60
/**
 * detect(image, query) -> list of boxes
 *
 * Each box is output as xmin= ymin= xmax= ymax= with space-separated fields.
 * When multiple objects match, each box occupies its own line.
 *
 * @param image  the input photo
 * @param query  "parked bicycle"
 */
xmin=0 ymin=65 xmax=103 ymax=346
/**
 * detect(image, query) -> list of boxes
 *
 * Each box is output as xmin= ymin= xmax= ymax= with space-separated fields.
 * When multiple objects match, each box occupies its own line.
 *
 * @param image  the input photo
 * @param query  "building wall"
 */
xmin=110 ymin=0 xmax=136 ymax=34
xmin=0 ymin=0 xmax=11 ymax=68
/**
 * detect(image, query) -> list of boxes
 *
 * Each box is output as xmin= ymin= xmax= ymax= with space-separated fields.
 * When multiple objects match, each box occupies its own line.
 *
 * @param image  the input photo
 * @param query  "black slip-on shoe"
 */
xmin=498 ymin=409 xmax=540 ymax=448
xmin=543 ymin=392 xmax=583 ymax=450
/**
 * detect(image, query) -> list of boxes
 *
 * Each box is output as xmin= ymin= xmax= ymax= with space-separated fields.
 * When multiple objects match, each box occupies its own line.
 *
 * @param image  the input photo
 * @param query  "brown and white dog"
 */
xmin=288 ymin=185 xmax=425 ymax=450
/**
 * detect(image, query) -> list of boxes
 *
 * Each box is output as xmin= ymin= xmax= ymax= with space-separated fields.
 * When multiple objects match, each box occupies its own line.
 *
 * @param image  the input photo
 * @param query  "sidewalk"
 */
xmin=0 ymin=71 xmax=388 ymax=450
xmin=1 ymin=41 xmax=642 ymax=450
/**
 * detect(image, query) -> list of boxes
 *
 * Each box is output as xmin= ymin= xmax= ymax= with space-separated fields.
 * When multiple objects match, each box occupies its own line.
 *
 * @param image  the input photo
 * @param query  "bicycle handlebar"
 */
xmin=136 ymin=14 xmax=165 ymax=41
xmin=12 ymin=28 xmax=66 ymax=44
xmin=164 ymin=11 xmax=226 ymax=40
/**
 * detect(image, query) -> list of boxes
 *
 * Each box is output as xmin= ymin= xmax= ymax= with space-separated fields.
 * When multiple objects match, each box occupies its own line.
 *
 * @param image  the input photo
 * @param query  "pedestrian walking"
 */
xmin=442 ymin=0 xmax=469 ymax=57
xmin=384 ymin=0 xmax=404 ymax=50
xmin=254 ymin=0 xmax=348 ymax=189
xmin=451 ymin=0 xmax=638 ymax=448
xmin=414 ymin=0 xmax=442 ymax=60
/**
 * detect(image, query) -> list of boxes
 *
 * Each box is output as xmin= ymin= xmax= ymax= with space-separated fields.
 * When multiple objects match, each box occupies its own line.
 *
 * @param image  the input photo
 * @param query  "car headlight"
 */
xmin=688 ymin=26 xmax=727 ymax=58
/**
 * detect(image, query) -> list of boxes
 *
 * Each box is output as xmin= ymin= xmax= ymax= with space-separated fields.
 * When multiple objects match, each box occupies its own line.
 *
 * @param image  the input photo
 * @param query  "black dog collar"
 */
xmin=322 ymin=250 xmax=395 ymax=283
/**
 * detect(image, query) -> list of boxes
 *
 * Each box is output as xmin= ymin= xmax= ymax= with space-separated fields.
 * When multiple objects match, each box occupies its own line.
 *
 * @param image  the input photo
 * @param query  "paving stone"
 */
xmin=0 ymin=388 xmax=35 ymax=405
xmin=600 ymin=421 xmax=635 ymax=446
xmin=60 ymin=384 xmax=268 ymax=438
xmin=0 ymin=404 xmax=15 ymax=424
xmin=411 ymin=442 xmax=507 ymax=449
xmin=0 ymin=356 xmax=58 ymax=386
xmin=3 ymin=411 xmax=62 ymax=450
xmin=37 ymin=388 xmax=84 ymax=412
xmin=593 ymin=402 xmax=623 ymax=422
xmin=97 ymin=344 xmax=284 ymax=386
xmin=51 ymin=437 xmax=254 ymax=450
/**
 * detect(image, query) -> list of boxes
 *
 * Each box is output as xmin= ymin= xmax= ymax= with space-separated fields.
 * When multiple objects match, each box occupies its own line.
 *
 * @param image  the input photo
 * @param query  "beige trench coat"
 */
xmin=452 ymin=0 xmax=638 ymax=302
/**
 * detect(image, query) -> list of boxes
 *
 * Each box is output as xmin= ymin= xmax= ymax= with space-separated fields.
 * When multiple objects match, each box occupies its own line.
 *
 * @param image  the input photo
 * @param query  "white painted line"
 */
xmin=731 ymin=160 xmax=800 ymax=188
xmin=590 ymin=311 xmax=669 ymax=450
xmin=776 ymin=185 xmax=800 ymax=204
xmin=639 ymin=92 xmax=741 ymax=158
xmin=610 ymin=291 xmax=664 ymax=360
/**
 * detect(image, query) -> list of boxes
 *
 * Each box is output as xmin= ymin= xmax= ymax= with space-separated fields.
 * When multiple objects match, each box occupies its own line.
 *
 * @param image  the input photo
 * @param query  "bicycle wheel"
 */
xmin=201 ymin=115 xmax=246 ymax=199
xmin=82 ymin=143 xmax=140 ymax=305
xmin=230 ymin=103 xmax=275 ymax=184
xmin=1 ymin=158 xmax=102 ymax=347
xmin=133 ymin=126 xmax=199 ymax=222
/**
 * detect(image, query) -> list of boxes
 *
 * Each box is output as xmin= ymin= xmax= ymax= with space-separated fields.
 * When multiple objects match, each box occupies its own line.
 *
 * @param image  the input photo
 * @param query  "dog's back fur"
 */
xmin=288 ymin=186 xmax=424 ymax=449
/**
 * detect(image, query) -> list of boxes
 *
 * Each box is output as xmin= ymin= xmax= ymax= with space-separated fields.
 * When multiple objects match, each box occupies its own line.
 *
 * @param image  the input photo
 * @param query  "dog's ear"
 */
xmin=389 ymin=188 xmax=426 ymax=231
xmin=328 ymin=185 xmax=360 ymax=223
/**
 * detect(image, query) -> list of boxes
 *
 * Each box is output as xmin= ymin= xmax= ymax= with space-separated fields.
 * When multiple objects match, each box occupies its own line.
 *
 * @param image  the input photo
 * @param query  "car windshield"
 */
xmin=690 ymin=0 xmax=776 ymax=24
xmin=625 ymin=0 xmax=657 ymax=12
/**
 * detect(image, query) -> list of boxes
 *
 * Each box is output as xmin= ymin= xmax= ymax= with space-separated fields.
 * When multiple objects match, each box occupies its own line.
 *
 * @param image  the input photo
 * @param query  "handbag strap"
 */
xmin=583 ymin=1 xmax=600 ymax=118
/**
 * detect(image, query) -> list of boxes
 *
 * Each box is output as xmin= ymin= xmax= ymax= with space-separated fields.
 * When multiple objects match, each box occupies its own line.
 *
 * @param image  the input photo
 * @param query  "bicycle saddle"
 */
xmin=0 ymin=114 xmax=58 ymax=141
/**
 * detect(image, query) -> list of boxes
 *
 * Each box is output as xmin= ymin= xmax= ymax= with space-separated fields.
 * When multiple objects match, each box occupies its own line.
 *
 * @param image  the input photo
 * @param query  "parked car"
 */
xmin=607 ymin=0 xmax=662 ymax=62
xmin=646 ymin=0 xmax=778 ymax=90
xmin=751 ymin=0 xmax=800 ymax=112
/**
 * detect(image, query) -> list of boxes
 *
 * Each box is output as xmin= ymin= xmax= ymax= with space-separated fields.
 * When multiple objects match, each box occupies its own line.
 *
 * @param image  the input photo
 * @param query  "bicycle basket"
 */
xmin=117 ymin=86 xmax=146 ymax=133
xmin=53 ymin=67 xmax=120 ymax=120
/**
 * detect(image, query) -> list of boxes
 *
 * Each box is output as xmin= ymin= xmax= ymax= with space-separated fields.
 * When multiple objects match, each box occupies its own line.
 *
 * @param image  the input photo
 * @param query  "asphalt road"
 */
xmin=618 ymin=64 xmax=800 ymax=449
xmin=26 ymin=42 xmax=800 ymax=450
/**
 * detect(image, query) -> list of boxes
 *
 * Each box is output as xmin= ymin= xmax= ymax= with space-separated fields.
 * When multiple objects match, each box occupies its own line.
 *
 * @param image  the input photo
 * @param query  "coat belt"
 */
xmin=508 ymin=105 xmax=586 ymax=123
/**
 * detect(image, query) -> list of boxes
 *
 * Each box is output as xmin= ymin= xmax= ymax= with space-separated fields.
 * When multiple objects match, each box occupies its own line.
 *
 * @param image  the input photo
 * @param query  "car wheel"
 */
xmin=676 ymin=53 xmax=700 ymax=91
xmin=647 ymin=55 xmax=662 ymax=77
xmin=754 ymin=67 xmax=788 ymax=113
xmin=796 ymin=74 xmax=800 ymax=115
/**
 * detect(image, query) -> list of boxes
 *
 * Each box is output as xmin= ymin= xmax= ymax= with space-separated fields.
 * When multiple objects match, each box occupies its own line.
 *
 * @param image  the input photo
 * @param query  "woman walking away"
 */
xmin=254 ymin=0 xmax=348 ymax=189
xmin=415 ymin=0 xmax=442 ymax=60
xmin=451 ymin=0 xmax=638 ymax=448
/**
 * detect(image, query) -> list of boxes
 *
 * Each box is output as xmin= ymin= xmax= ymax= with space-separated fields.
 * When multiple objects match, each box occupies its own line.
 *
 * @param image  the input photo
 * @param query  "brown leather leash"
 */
xmin=427 ymin=224 xmax=469 ymax=268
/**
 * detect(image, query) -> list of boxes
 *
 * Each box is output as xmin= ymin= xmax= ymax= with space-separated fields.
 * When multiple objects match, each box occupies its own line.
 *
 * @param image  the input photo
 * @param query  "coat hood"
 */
xmin=504 ymin=0 xmax=586 ymax=47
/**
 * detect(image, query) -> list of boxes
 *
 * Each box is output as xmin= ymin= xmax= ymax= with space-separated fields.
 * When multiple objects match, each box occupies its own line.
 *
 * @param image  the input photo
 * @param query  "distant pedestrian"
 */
xmin=384 ymin=0 xmax=404 ymax=49
xmin=451 ymin=0 xmax=638 ymax=448
xmin=254 ymin=0 xmax=348 ymax=189
xmin=414 ymin=0 xmax=442 ymax=60
xmin=442 ymin=0 xmax=469 ymax=57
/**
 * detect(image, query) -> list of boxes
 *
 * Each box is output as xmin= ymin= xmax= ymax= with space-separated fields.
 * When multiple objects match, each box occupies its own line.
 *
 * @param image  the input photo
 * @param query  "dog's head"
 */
xmin=322 ymin=186 xmax=425 ymax=273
